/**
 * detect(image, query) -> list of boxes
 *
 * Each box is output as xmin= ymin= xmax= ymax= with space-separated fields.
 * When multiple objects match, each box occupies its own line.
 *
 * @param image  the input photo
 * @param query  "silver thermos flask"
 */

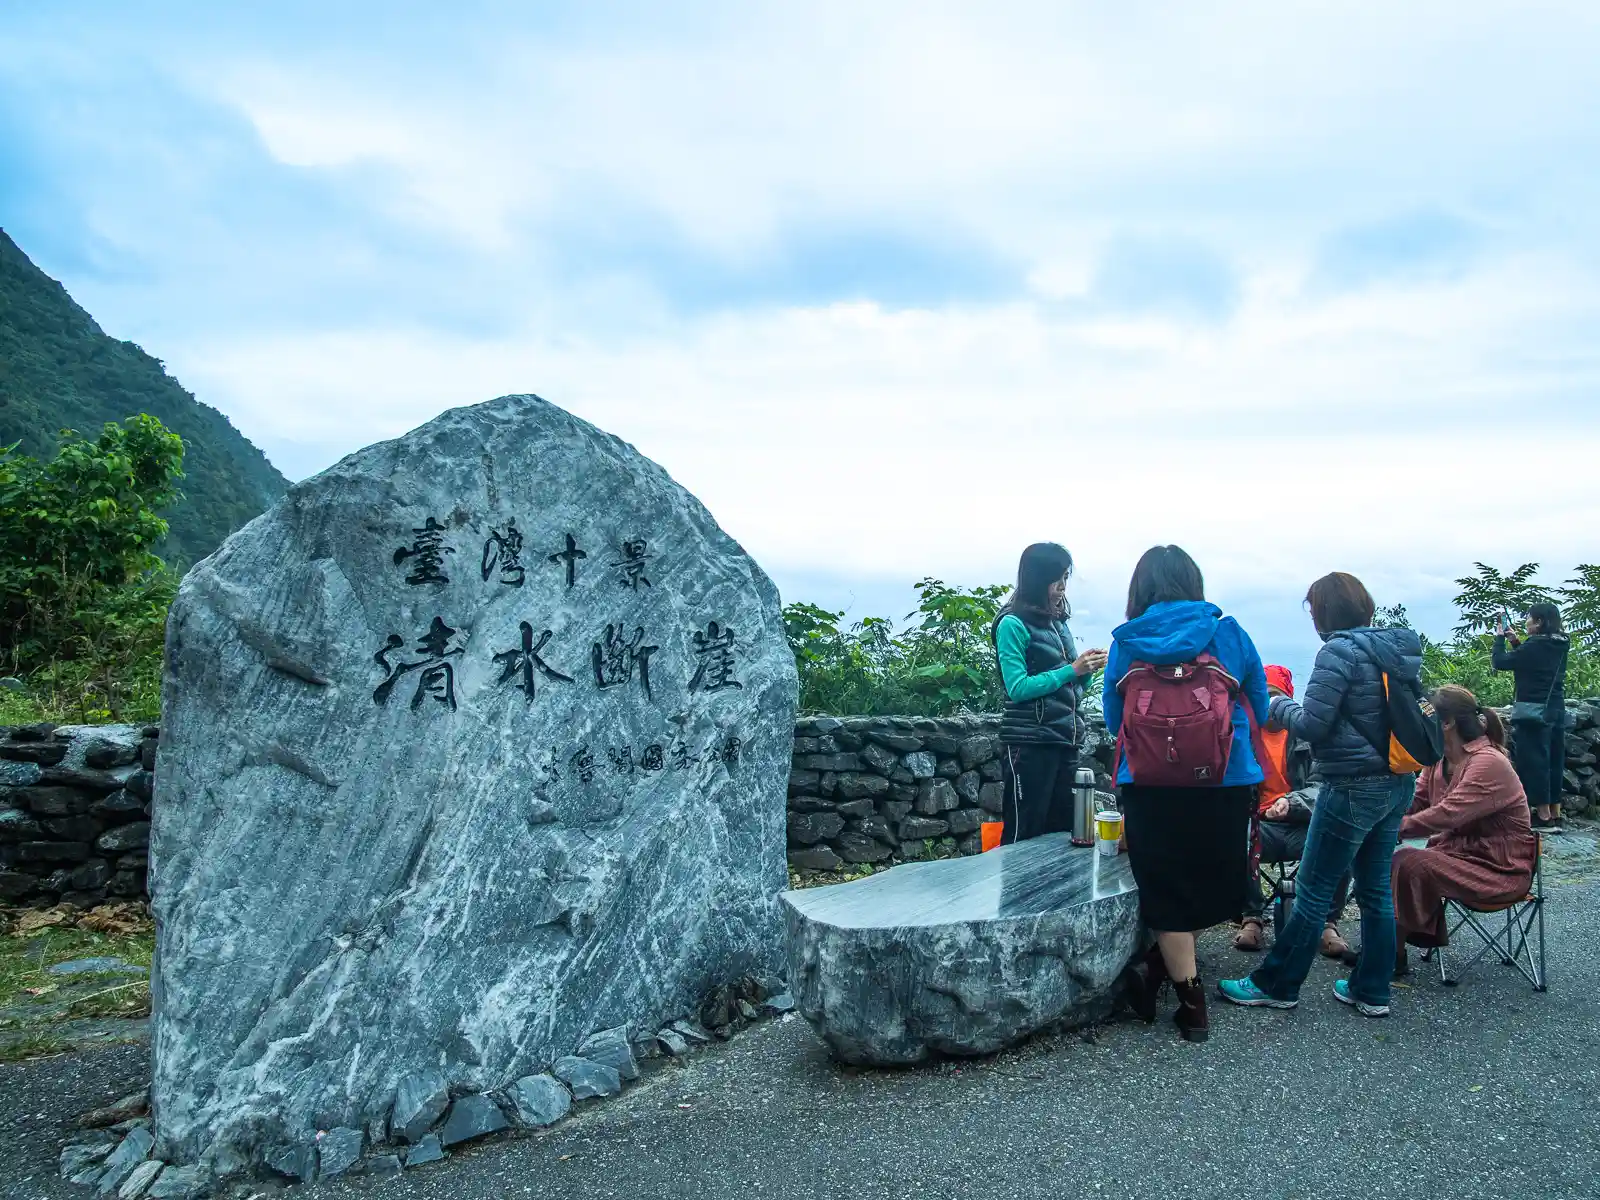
xmin=1071 ymin=767 xmax=1097 ymax=846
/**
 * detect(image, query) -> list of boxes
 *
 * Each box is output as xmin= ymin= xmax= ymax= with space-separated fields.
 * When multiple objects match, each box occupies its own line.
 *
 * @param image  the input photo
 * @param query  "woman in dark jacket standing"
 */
xmin=1221 ymin=572 xmax=1422 ymax=1019
xmin=1104 ymin=546 xmax=1270 ymax=1043
xmin=1494 ymin=601 xmax=1571 ymax=831
xmin=990 ymin=543 xmax=1107 ymax=843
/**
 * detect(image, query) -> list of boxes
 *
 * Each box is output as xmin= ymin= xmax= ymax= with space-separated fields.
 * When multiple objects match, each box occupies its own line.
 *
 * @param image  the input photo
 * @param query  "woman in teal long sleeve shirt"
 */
xmin=989 ymin=543 xmax=1107 ymax=843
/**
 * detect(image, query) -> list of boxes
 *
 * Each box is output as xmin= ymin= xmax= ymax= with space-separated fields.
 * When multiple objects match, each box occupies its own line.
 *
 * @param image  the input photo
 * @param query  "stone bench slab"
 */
xmin=780 ymin=833 xmax=1142 ymax=1065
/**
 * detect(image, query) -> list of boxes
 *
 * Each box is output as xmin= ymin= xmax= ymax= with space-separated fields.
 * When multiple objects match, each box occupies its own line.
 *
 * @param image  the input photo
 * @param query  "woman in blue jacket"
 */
xmin=990 ymin=543 xmax=1108 ymax=844
xmin=1104 ymin=545 xmax=1270 ymax=1044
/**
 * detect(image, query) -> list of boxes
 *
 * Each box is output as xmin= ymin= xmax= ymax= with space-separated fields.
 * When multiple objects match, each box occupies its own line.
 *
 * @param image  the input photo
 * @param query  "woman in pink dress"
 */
xmin=1392 ymin=684 xmax=1537 ymax=972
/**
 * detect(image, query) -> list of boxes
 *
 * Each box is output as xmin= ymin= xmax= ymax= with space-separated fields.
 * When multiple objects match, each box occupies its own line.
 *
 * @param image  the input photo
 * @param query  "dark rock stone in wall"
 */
xmin=958 ymin=735 xmax=996 ymax=771
xmin=91 ymin=790 xmax=146 ymax=820
xmin=17 ymin=841 xmax=92 ymax=864
xmin=83 ymin=739 xmax=139 ymax=770
xmin=788 ymin=812 xmax=845 ymax=846
xmin=794 ymin=753 xmax=863 ymax=772
xmin=947 ymin=809 xmax=982 ymax=835
xmin=979 ymin=783 xmax=1006 ymax=813
xmin=70 ymin=864 xmax=112 ymax=896
xmin=836 ymin=832 xmax=893 ymax=863
xmin=898 ymin=816 xmax=949 ymax=840
xmin=789 ymin=846 xmax=844 ymax=871
xmin=17 ymin=787 xmax=93 ymax=816
xmin=0 ymin=808 xmax=43 ymax=841
xmin=914 ymin=778 xmax=958 ymax=815
xmin=41 ymin=816 xmax=101 ymax=842
xmin=865 ymin=731 xmax=922 ymax=754
xmin=97 ymin=822 xmax=150 ymax=854
xmin=0 ymin=742 xmax=67 ymax=765
xmin=859 ymin=742 xmax=898 ymax=775
xmin=878 ymin=800 xmax=912 ymax=824
xmin=834 ymin=773 xmax=889 ymax=799
xmin=787 ymin=770 xmax=820 ymax=795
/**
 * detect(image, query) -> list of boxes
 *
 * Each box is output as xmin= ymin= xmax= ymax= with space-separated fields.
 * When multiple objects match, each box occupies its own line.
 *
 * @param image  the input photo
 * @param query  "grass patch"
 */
xmin=0 ymin=920 xmax=154 ymax=1030
xmin=0 ymin=1032 xmax=75 ymax=1064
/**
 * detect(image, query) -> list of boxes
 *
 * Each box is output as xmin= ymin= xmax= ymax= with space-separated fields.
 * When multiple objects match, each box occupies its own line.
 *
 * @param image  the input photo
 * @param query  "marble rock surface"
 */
xmin=781 ymin=834 xmax=1142 ymax=1065
xmin=151 ymin=394 xmax=796 ymax=1170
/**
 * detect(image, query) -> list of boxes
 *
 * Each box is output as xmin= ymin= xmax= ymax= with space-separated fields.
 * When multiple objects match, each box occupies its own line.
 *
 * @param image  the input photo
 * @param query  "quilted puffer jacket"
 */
xmin=1268 ymin=626 xmax=1424 ymax=779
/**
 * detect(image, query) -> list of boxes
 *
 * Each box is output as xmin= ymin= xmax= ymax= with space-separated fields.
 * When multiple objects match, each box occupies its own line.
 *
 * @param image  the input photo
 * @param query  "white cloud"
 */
xmin=6 ymin=0 xmax=1600 ymax=679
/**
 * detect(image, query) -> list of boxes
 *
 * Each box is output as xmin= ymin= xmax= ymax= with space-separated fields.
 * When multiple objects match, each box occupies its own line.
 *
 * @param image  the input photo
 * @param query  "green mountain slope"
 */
xmin=0 ymin=228 xmax=288 ymax=568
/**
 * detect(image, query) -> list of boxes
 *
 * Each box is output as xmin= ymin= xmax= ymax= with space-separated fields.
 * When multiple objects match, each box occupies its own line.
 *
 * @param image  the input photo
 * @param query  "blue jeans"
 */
xmin=1250 ymin=775 xmax=1415 ymax=1006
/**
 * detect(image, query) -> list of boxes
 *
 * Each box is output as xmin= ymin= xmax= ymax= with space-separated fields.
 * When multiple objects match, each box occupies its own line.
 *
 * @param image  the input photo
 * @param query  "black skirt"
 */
xmin=1121 ymin=783 xmax=1256 ymax=932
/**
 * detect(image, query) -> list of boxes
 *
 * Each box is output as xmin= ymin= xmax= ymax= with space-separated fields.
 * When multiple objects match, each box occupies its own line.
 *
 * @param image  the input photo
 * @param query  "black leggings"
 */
xmin=1000 ymin=743 xmax=1077 ymax=843
xmin=1511 ymin=719 xmax=1567 ymax=810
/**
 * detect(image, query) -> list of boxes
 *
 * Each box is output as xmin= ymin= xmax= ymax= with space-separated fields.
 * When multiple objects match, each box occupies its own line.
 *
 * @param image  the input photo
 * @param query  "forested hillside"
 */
xmin=0 ymin=229 xmax=287 ymax=567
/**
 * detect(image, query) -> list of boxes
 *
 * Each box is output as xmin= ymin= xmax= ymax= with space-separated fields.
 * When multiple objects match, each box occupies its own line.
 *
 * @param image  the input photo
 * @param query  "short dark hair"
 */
xmin=1126 ymin=545 xmax=1205 ymax=620
xmin=1527 ymin=601 xmax=1564 ymax=635
xmin=1305 ymin=572 xmax=1375 ymax=636
xmin=1014 ymin=543 xmax=1074 ymax=619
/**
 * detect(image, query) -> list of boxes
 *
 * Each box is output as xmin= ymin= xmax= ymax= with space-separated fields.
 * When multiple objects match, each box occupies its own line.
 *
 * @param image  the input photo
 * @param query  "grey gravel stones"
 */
xmin=390 ymin=1070 xmax=450 ymax=1143
xmin=553 ymin=1055 xmax=622 ymax=1099
xmin=576 ymin=1025 xmax=639 ymax=1081
xmin=438 ymin=1095 xmax=509 ymax=1146
xmin=149 ymin=393 xmax=793 ymax=1169
xmin=145 ymin=1165 xmax=206 ymax=1198
xmin=60 ymin=1140 xmax=116 ymax=1183
xmin=115 ymin=1160 xmax=163 ymax=1199
xmin=263 ymin=1141 xmax=316 ymax=1181
xmin=403 ymin=1134 xmax=445 ymax=1168
xmin=315 ymin=1127 xmax=364 ymax=1177
xmin=93 ymin=1127 xmax=154 ymax=1195
xmin=656 ymin=1027 xmax=691 ymax=1056
xmin=506 ymin=1074 xmax=572 ymax=1127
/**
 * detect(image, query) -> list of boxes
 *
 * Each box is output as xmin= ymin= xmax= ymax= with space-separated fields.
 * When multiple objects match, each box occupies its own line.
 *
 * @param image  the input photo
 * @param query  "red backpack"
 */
xmin=1116 ymin=654 xmax=1242 ymax=787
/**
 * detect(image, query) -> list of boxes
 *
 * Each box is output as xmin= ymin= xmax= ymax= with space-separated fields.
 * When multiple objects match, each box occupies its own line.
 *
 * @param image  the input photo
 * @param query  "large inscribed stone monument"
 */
xmin=150 ymin=394 xmax=795 ymax=1169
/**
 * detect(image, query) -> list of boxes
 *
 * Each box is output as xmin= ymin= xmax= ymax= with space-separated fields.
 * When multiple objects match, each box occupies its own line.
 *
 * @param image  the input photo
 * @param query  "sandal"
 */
xmin=1320 ymin=923 xmax=1350 ymax=959
xmin=1233 ymin=919 xmax=1266 ymax=952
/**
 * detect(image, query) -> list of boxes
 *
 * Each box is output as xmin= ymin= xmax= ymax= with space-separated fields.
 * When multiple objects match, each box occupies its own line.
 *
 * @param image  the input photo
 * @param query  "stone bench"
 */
xmin=780 ymin=832 xmax=1142 ymax=1065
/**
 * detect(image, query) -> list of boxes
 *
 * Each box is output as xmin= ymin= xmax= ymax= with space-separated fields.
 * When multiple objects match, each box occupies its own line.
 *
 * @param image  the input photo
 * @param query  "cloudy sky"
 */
xmin=4 ymin=1 xmax=1598 ymax=681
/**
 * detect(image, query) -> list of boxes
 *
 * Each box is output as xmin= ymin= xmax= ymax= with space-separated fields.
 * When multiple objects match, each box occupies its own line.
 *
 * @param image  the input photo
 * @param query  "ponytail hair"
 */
xmin=1431 ymin=684 xmax=1507 ymax=751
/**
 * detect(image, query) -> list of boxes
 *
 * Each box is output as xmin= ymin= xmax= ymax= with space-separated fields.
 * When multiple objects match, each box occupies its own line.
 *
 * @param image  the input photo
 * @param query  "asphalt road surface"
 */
xmin=6 ymin=857 xmax=1597 ymax=1200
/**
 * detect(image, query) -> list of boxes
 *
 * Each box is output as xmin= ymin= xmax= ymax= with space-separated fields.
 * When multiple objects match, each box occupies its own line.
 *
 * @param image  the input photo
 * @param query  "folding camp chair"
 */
xmin=1257 ymin=858 xmax=1299 ymax=936
xmin=1422 ymin=835 xmax=1547 ymax=992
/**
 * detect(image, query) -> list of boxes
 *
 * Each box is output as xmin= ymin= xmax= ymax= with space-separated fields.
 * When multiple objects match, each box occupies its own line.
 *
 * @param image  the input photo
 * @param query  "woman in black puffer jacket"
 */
xmin=1221 ymin=572 xmax=1422 ymax=1020
xmin=1494 ymin=601 xmax=1571 ymax=831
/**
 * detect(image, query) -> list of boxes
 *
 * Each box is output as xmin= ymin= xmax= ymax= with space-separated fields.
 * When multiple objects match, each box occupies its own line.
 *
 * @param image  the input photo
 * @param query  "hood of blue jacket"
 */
xmin=1110 ymin=600 xmax=1222 ymax=663
xmin=1336 ymin=626 xmax=1424 ymax=681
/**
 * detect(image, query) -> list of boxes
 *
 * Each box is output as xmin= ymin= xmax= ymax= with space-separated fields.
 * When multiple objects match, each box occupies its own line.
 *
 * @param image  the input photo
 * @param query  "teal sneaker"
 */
xmin=1217 ymin=977 xmax=1297 ymax=1009
xmin=1333 ymin=978 xmax=1390 ymax=1018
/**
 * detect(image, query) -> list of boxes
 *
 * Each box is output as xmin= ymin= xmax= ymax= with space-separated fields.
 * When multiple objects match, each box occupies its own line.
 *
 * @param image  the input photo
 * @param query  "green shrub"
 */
xmin=784 ymin=578 xmax=1010 ymax=716
xmin=0 ymin=416 xmax=181 ymax=723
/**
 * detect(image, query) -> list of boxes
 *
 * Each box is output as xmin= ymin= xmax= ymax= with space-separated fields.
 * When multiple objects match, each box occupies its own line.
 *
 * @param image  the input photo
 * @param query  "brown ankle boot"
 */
xmin=1172 ymin=976 xmax=1209 ymax=1043
xmin=1132 ymin=945 xmax=1168 ymax=1023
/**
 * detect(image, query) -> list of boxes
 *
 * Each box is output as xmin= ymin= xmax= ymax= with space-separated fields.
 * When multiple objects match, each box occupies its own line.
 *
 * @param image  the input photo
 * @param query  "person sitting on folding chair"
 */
xmin=1392 ymin=685 xmax=1537 ymax=976
xmin=1235 ymin=664 xmax=1352 ymax=956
